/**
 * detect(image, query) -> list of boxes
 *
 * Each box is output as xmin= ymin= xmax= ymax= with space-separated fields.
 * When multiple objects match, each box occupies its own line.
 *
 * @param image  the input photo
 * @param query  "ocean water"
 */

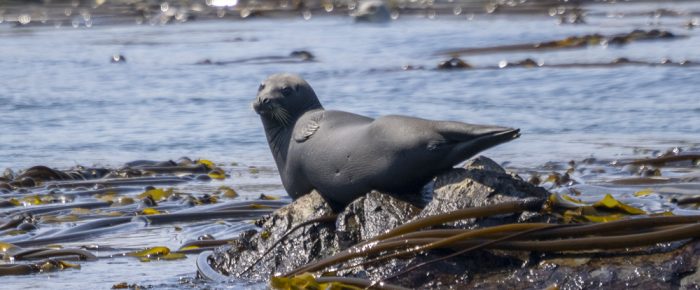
xmin=2 ymin=4 xmax=699 ymax=172
xmin=1 ymin=1 xmax=700 ymax=288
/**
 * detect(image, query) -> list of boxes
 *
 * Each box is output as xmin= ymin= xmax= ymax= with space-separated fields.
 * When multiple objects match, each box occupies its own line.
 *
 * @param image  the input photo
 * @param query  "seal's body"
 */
xmin=253 ymin=73 xmax=520 ymax=208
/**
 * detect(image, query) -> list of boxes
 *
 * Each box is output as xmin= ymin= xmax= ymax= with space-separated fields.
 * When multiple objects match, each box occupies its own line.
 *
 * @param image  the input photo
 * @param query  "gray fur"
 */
xmin=253 ymin=73 xmax=520 ymax=208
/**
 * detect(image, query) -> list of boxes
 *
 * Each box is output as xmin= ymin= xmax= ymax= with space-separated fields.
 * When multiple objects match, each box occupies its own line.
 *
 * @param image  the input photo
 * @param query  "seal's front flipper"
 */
xmin=294 ymin=112 xmax=324 ymax=142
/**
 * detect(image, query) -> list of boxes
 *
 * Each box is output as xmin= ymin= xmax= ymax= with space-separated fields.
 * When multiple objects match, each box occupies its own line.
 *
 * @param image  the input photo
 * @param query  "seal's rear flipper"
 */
xmin=438 ymin=126 xmax=520 ymax=169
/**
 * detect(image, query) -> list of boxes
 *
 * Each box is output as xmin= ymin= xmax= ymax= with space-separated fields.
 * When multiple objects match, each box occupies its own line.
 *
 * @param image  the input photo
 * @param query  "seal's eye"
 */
xmin=258 ymin=83 xmax=265 ymax=92
xmin=281 ymin=86 xmax=293 ymax=97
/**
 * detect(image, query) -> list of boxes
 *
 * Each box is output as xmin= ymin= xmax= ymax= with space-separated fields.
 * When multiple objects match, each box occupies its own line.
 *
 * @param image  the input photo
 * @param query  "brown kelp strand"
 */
xmin=0 ymin=259 xmax=80 ymax=276
xmin=4 ymin=201 xmax=114 ymax=217
xmin=12 ymin=219 xmax=143 ymax=247
xmin=196 ymin=50 xmax=316 ymax=66
xmin=14 ymin=248 xmax=97 ymax=261
xmin=0 ymin=264 xmax=36 ymax=276
xmin=361 ymin=198 xmax=544 ymax=245
xmin=177 ymin=239 xmax=238 ymax=254
xmin=241 ymin=214 xmax=338 ymax=275
xmin=44 ymin=176 xmax=191 ymax=189
xmin=437 ymin=29 xmax=683 ymax=56
xmin=619 ymin=154 xmax=700 ymax=167
xmin=175 ymin=200 xmax=287 ymax=213
xmin=450 ymin=222 xmax=700 ymax=252
xmin=673 ymin=196 xmax=700 ymax=205
xmin=378 ymin=224 xmax=568 ymax=283
xmin=271 ymin=272 xmax=411 ymax=290
xmin=608 ymin=177 xmax=673 ymax=185
xmin=12 ymin=210 xmax=271 ymax=247
xmin=132 ymin=165 xmax=209 ymax=174
xmin=144 ymin=209 xmax=274 ymax=225
xmin=289 ymin=216 xmax=700 ymax=276
xmin=525 ymin=215 xmax=700 ymax=239
xmin=369 ymin=222 xmax=700 ymax=253
xmin=340 ymin=223 xmax=558 ymax=271
xmin=0 ymin=187 xmax=143 ymax=199
xmin=432 ymin=57 xmax=700 ymax=71
xmin=315 ymin=276 xmax=411 ymax=290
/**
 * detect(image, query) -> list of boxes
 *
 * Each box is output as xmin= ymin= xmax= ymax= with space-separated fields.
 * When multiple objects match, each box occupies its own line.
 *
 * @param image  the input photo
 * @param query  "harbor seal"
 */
xmin=253 ymin=73 xmax=520 ymax=209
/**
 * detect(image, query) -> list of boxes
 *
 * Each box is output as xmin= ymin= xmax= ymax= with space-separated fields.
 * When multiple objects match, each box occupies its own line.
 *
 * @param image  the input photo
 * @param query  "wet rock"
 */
xmin=208 ymin=190 xmax=335 ymax=280
xmin=517 ymin=58 xmax=539 ymax=67
xmin=9 ymin=177 xmax=37 ymax=188
xmin=17 ymin=166 xmax=71 ymax=182
xmin=208 ymin=189 xmax=423 ymax=280
xmin=289 ymin=50 xmax=314 ymax=61
xmin=110 ymin=54 xmax=126 ymax=63
xmin=418 ymin=156 xmax=550 ymax=228
xmin=335 ymin=191 xmax=421 ymax=248
xmin=437 ymin=57 xmax=471 ymax=70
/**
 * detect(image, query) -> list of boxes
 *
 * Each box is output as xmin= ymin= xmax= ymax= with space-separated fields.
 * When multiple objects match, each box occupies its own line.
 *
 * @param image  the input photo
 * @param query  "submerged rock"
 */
xmin=436 ymin=57 xmax=472 ymax=70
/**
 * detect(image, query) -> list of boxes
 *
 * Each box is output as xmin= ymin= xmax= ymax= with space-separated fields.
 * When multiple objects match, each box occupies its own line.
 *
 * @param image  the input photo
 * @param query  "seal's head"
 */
xmin=253 ymin=73 xmax=323 ymax=126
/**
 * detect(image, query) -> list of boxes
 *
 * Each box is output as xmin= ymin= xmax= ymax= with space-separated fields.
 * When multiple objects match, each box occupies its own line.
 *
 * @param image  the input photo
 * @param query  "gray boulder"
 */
xmin=419 ymin=156 xmax=551 ymax=228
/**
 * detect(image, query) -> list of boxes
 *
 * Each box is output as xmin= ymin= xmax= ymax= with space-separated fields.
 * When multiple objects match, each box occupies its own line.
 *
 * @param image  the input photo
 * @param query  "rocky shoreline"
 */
xmin=204 ymin=156 xmax=700 ymax=288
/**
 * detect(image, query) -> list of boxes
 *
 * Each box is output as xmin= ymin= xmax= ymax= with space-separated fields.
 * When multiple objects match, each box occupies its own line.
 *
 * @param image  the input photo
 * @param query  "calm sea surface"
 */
xmin=1 ymin=1 xmax=699 ymax=288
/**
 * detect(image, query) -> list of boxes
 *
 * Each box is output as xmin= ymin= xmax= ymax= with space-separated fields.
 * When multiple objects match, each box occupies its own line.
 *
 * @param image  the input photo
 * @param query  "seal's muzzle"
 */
xmin=252 ymin=98 xmax=271 ymax=115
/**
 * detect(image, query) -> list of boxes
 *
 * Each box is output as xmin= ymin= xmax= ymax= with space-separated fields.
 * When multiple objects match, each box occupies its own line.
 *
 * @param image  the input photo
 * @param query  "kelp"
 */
xmin=620 ymin=154 xmax=700 ymax=167
xmin=125 ymin=246 xmax=186 ymax=262
xmin=271 ymin=272 xmax=409 ymax=290
xmin=281 ymin=190 xmax=700 ymax=284
xmin=196 ymin=51 xmax=316 ymax=66
xmin=0 ymin=259 xmax=81 ymax=276
xmin=437 ymin=29 xmax=684 ymax=56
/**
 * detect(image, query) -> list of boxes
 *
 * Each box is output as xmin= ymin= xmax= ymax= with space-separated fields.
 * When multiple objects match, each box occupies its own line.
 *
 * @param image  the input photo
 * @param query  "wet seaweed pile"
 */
xmin=0 ymin=159 xmax=286 ymax=280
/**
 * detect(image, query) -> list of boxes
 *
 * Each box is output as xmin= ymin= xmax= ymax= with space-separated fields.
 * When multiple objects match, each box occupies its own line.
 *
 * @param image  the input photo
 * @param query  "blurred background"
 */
xmin=1 ymin=0 xmax=698 ymax=171
xmin=0 ymin=0 xmax=699 ymax=287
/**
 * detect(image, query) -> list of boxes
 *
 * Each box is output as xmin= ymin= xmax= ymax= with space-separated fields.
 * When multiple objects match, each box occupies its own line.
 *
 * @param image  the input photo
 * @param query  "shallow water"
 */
xmin=1 ymin=1 xmax=700 ymax=288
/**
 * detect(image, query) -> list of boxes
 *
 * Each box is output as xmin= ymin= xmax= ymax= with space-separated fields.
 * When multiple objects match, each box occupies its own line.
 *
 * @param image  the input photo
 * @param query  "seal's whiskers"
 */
xmin=271 ymin=104 xmax=291 ymax=126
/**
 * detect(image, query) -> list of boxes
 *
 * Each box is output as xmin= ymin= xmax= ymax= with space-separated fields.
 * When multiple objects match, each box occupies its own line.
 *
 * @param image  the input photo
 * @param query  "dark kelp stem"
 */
xmin=525 ymin=215 xmax=700 ymax=239
xmin=288 ymin=217 xmax=700 ymax=277
xmin=364 ymin=222 xmax=700 ymax=252
xmin=340 ymin=223 xmax=556 ymax=271
xmin=0 ymin=264 xmax=36 ymax=276
xmin=360 ymin=198 xmax=544 ymax=246
xmin=315 ymin=276 xmax=411 ymax=290
xmin=378 ymin=224 xmax=567 ymax=283
xmin=471 ymin=222 xmax=700 ymax=251
xmin=17 ymin=249 xmax=97 ymax=261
